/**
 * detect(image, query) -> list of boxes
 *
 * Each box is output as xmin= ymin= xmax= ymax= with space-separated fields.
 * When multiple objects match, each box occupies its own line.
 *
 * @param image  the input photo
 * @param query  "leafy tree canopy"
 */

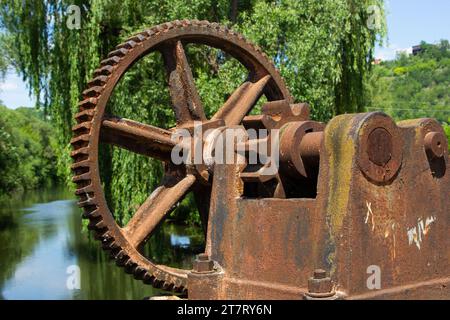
xmin=367 ymin=40 xmax=450 ymax=147
xmin=0 ymin=0 xmax=386 ymax=222
xmin=0 ymin=103 xmax=59 ymax=195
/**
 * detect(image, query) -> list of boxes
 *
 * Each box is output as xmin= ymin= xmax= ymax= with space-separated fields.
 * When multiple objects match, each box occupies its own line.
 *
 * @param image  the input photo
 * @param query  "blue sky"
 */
xmin=0 ymin=72 xmax=36 ymax=109
xmin=2 ymin=0 xmax=450 ymax=109
xmin=376 ymin=0 xmax=450 ymax=60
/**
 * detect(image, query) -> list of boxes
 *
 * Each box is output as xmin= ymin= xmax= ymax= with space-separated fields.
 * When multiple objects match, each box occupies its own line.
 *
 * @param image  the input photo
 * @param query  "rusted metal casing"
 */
xmin=189 ymin=113 xmax=449 ymax=300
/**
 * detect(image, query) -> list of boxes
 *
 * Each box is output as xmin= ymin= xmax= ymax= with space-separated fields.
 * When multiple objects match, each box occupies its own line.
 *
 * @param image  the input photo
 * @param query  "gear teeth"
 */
xmin=77 ymin=195 xmax=97 ymax=208
xmin=143 ymin=29 xmax=155 ymax=37
xmin=180 ymin=19 xmax=191 ymax=26
xmin=75 ymin=108 xmax=96 ymax=118
xmin=82 ymin=86 xmax=103 ymax=98
xmin=133 ymin=267 xmax=146 ymax=280
xmin=124 ymin=261 xmax=138 ymax=274
xmin=101 ymin=56 xmax=121 ymax=66
xmin=108 ymin=48 xmax=128 ymax=58
xmin=128 ymin=34 xmax=145 ymax=43
xmin=173 ymin=279 xmax=184 ymax=292
xmin=151 ymin=25 xmax=164 ymax=33
xmin=98 ymin=233 xmax=114 ymax=248
xmin=99 ymin=233 xmax=113 ymax=242
xmin=152 ymin=279 xmax=164 ymax=289
xmin=75 ymin=109 xmax=95 ymax=123
xmin=106 ymin=240 xmax=120 ymax=251
xmin=99 ymin=234 xmax=113 ymax=244
xmin=162 ymin=282 xmax=175 ymax=291
xmin=94 ymin=65 xmax=114 ymax=77
xmin=210 ymin=22 xmax=220 ymax=30
xmin=82 ymin=208 xmax=100 ymax=219
xmin=116 ymin=40 xmax=137 ymax=50
xmin=101 ymin=241 xmax=113 ymax=250
xmin=87 ymin=76 xmax=108 ymax=87
xmin=91 ymin=231 xmax=105 ymax=241
xmin=115 ymin=251 xmax=130 ymax=267
xmin=162 ymin=22 xmax=173 ymax=29
xmin=88 ymin=217 xmax=106 ymax=230
xmin=72 ymin=122 xmax=92 ymax=134
xmin=71 ymin=159 xmax=91 ymax=170
xmin=77 ymin=199 xmax=96 ymax=208
xmin=70 ymin=146 xmax=89 ymax=158
xmin=75 ymin=185 xmax=94 ymax=195
xmin=143 ymin=272 xmax=156 ymax=285
xmin=70 ymin=134 xmax=90 ymax=146
xmin=109 ymin=248 xmax=121 ymax=259
xmin=172 ymin=20 xmax=182 ymax=27
xmin=72 ymin=172 xmax=91 ymax=183
xmin=78 ymin=98 xmax=97 ymax=110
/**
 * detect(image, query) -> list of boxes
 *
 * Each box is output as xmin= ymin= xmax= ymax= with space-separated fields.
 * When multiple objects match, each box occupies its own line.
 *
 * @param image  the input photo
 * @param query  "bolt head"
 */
xmin=197 ymin=253 xmax=209 ymax=261
xmin=193 ymin=254 xmax=214 ymax=273
xmin=313 ymin=269 xmax=327 ymax=279
xmin=308 ymin=269 xmax=333 ymax=294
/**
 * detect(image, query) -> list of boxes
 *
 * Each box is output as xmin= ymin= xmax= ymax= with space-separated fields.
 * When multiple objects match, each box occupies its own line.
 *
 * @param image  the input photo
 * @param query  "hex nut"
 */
xmin=308 ymin=269 xmax=333 ymax=294
xmin=193 ymin=254 xmax=215 ymax=273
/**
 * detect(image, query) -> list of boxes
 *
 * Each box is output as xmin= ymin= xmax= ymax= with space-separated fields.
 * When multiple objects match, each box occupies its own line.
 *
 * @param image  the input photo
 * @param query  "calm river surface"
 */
xmin=0 ymin=187 xmax=203 ymax=300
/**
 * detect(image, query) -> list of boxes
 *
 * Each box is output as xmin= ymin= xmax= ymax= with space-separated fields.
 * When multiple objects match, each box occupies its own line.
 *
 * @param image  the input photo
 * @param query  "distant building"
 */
xmin=372 ymin=58 xmax=382 ymax=65
xmin=412 ymin=45 xmax=423 ymax=56
xmin=396 ymin=47 xmax=413 ymax=57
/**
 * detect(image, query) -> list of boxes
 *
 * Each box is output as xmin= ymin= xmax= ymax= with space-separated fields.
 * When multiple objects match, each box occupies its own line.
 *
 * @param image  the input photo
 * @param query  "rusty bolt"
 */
xmin=424 ymin=131 xmax=446 ymax=159
xmin=308 ymin=269 xmax=333 ymax=295
xmin=313 ymin=269 xmax=327 ymax=279
xmin=367 ymin=128 xmax=393 ymax=166
xmin=193 ymin=253 xmax=215 ymax=273
xmin=290 ymin=103 xmax=310 ymax=118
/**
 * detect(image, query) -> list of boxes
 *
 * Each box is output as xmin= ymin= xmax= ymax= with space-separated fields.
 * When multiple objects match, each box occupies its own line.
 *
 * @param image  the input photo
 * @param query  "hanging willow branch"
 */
xmin=0 ymin=0 xmax=386 ymax=223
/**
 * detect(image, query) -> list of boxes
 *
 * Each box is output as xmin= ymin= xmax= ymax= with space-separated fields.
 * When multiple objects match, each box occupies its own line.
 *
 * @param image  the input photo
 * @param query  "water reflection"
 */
xmin=0 ymin=187 xmax=203 ymax=300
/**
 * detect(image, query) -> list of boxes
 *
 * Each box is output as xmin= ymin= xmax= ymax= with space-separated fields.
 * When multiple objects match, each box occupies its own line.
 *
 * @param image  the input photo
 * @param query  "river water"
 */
xmin=0 ymin=187 xmax=203 ymax=300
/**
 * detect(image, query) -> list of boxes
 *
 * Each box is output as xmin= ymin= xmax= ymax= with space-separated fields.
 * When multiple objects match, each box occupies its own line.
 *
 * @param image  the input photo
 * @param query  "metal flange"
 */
xmin=356 ymin=113 xmax=403 ymax=185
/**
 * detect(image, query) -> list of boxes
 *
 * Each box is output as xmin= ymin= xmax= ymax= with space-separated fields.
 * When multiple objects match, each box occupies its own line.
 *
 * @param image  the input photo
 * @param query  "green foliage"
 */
xmin=443 ymin=123 xmax=450 ymax=149
xmin=367 ymin=40 xmax=450 ymax=125
xmin=0 ymin=50 xmax=8 ymax=81
xmin=0 ymin=104 xmax=59 ymax=195
xmin=0 ymin=0 xmax=386 ymax=224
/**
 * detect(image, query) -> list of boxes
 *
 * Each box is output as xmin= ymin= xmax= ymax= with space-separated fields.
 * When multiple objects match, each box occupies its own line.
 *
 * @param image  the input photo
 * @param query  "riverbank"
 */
xmin=0 ymin=186 xmax=202 ymax=300
xmin=0 ymin=105 xmax=61 ymax=195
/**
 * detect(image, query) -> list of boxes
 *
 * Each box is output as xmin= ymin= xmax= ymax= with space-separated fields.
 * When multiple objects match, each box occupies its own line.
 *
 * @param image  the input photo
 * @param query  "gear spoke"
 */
xmin=123 ymin=174 xmax=196 ymax=248
xmin=161 ymin=40 xmax=207 ymax=124
xmin=100 ymin=115 xmax=176 ymax=161
xmin=212 ymin=75 xmax=271 ymax=126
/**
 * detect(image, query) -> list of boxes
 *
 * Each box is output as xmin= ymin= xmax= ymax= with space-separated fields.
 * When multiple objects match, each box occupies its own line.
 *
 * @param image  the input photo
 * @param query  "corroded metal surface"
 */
xmin=196 ymin=112 xmax=449 ymax=300
xmin=72 ymin=21 xmax=449 ymax=300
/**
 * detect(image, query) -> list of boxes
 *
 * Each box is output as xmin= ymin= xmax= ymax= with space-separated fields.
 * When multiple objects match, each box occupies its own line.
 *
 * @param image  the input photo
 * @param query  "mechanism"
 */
xmin=71 ymin=20 xmax=449 ymax=300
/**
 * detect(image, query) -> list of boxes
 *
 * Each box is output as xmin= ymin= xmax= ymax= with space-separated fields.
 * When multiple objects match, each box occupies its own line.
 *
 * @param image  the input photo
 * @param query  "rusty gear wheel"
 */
xmin=70 ymin=20 xmax=292 ymax=293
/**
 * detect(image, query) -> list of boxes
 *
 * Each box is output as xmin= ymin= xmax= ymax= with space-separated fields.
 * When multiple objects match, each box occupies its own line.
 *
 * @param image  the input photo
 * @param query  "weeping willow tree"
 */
xmin=0 ymin=0 xmax=386 ymax=224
